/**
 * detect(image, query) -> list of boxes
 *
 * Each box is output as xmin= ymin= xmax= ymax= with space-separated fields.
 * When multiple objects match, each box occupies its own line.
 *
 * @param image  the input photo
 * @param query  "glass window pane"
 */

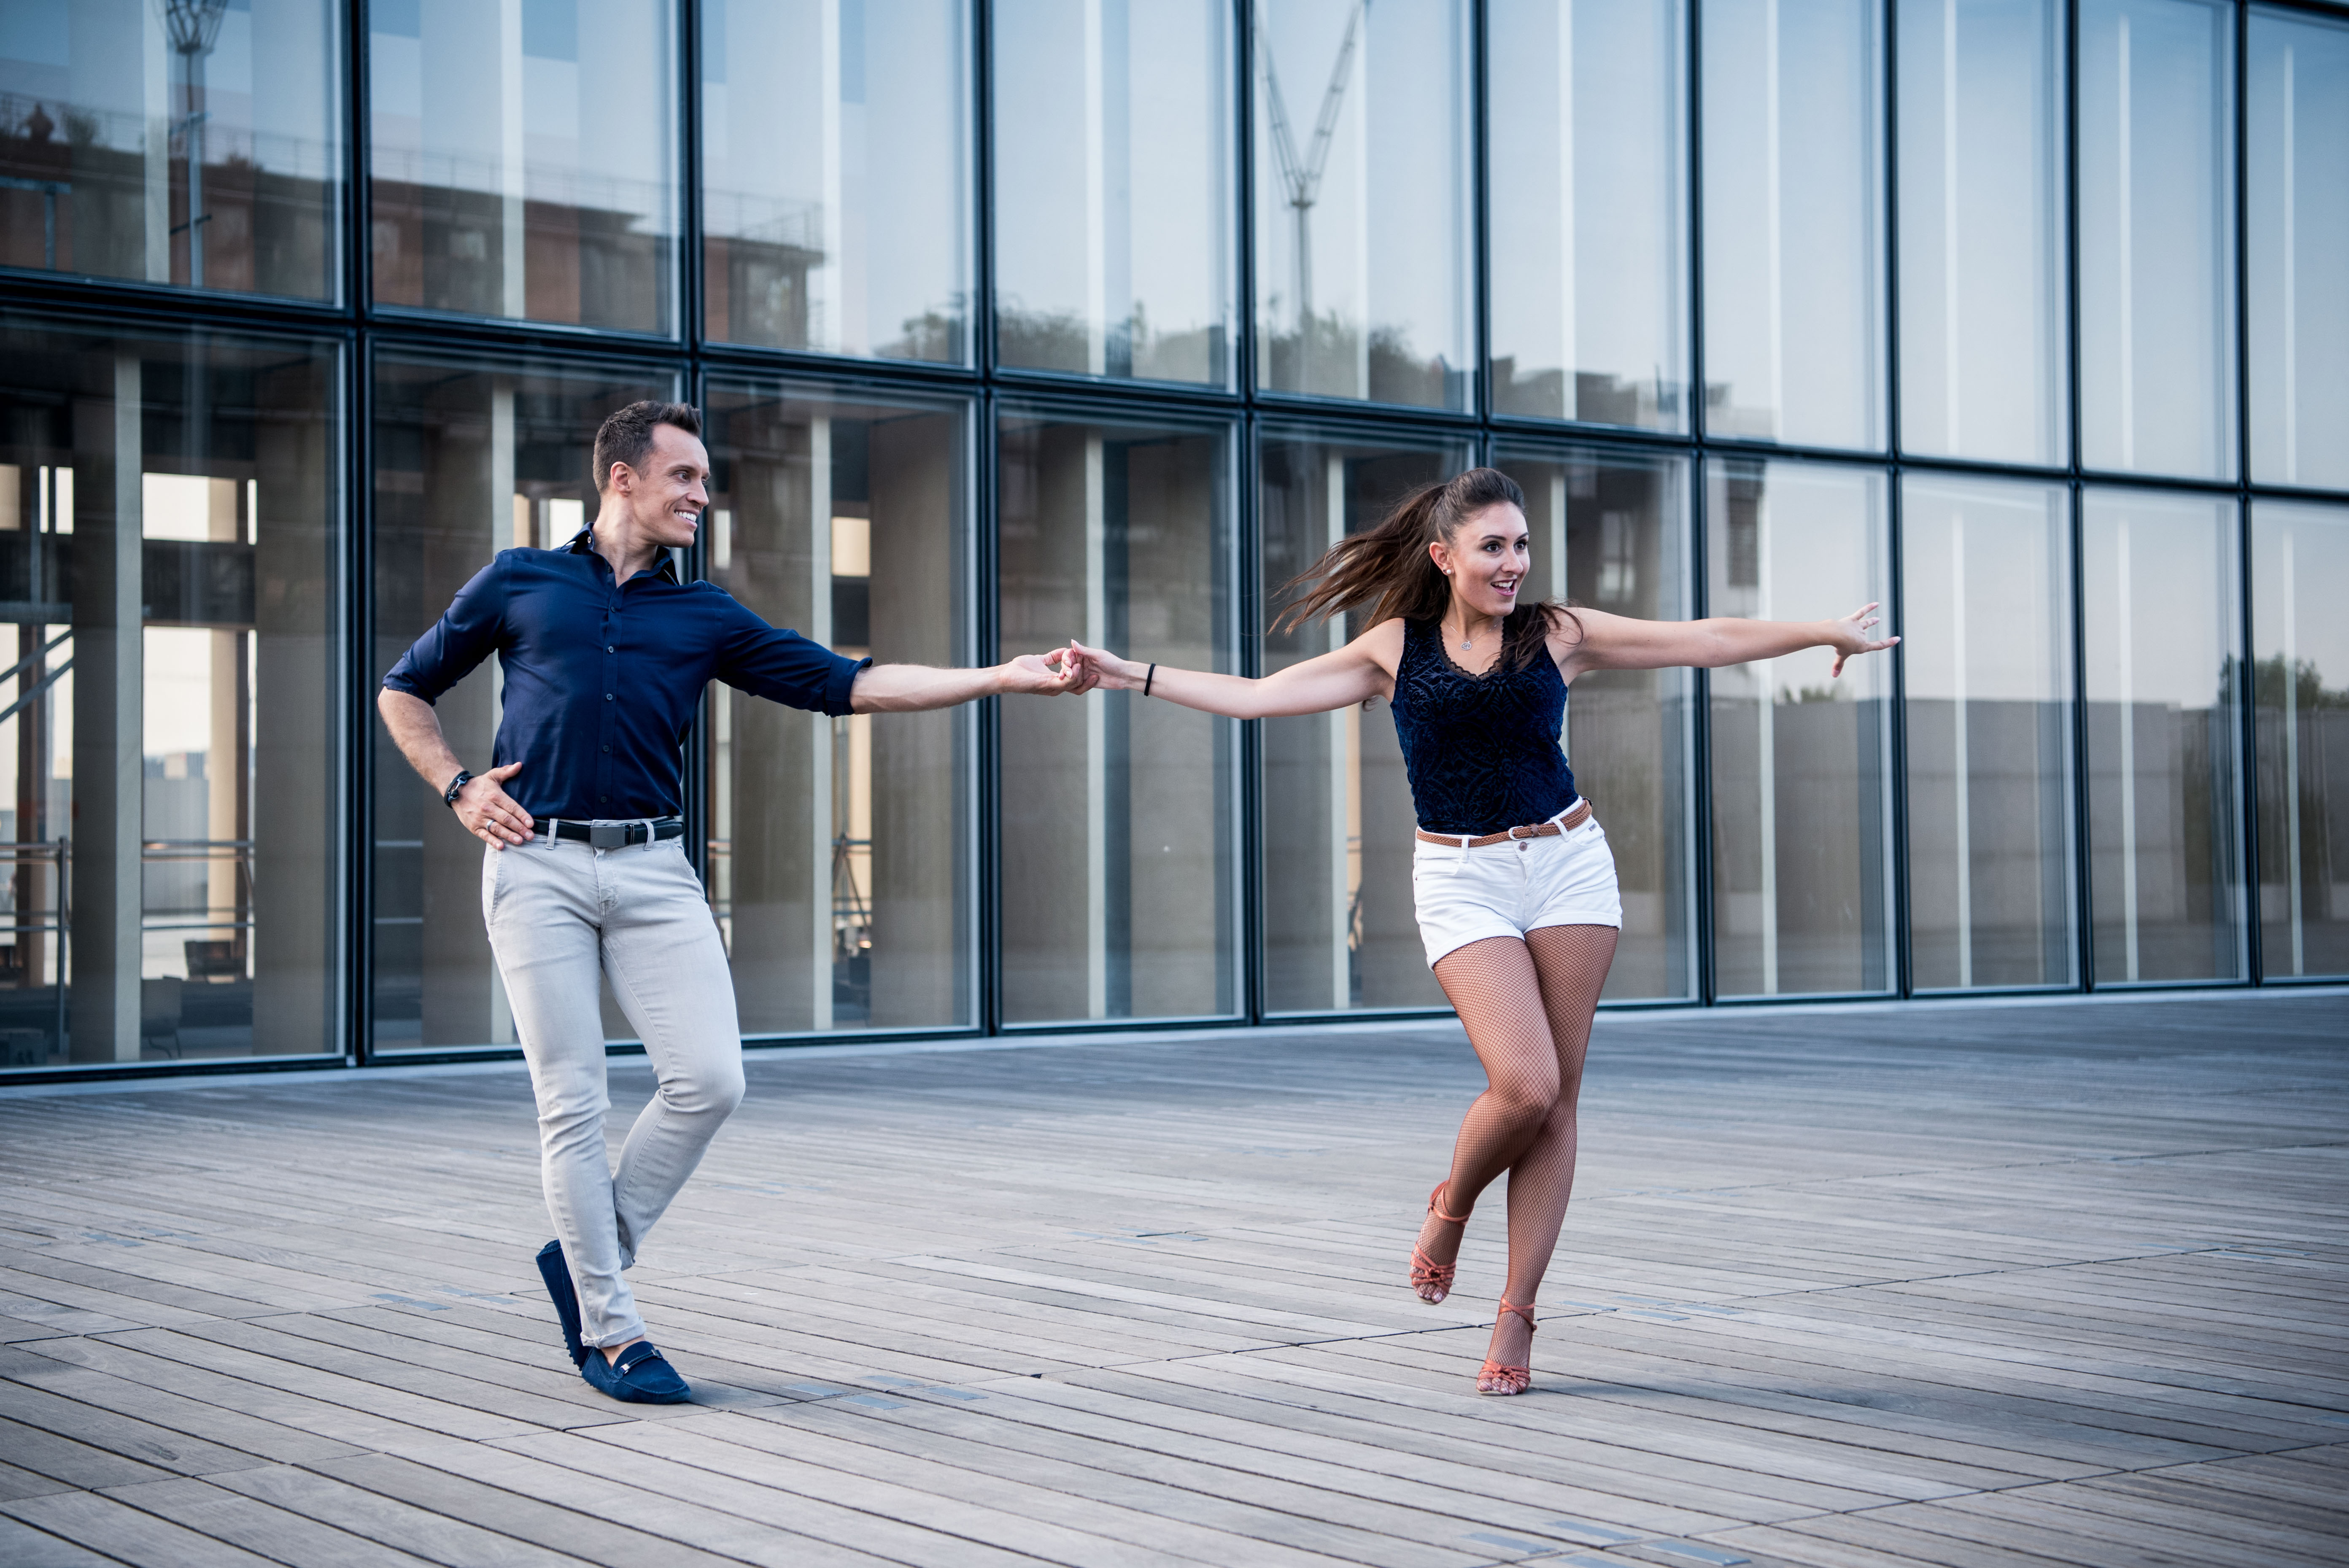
xmin=998 ymin=412 xmax=1235 ymax=1022
xmin=370 ymin=357 xmax=676 ymax=1054
xmin=1253 ymin=0 xmax=1471 ymax=410
xmin=2079 ymin=0 xmax=2235 ymax=478
xmin=1902 ymin=475 xmax=2076 ymax=990
xmin=1896 ymin=0 xmax=2066 ymax=465
xmin=2083 ymin=488 xmax=2243 ymax=983
xmin=1706 ymin=458 xmax=1893 ymax=995
xmin=1493 ymin=445 xmax=1697 ymax=999
xmin=370 ymin=0 xmax=678 ymax=333
xmin=1259 ymin=429 xmax=1472 ymax=1014
xmin=2252 ymin=501 xmax=2349 ymax=980
xmin=0 ymin=0 xmax=344 ymax=299
xmin=2249 ymin=6 xmax=2349 ymax=490
xmin=1700 ymin=0 xmax=1885 ymax=449
xmin=702 ymin=0 xmax=969 ymax=360
xmin=704 ymin=385 xmax=975 ymax=1032
xmin=1489 ymin=0 xmax=1688 ymax=430
xmin=0 ymin=318 xmax=342 ymax=1071
xmin=994 ymin=1 xmax=1232 ymax=385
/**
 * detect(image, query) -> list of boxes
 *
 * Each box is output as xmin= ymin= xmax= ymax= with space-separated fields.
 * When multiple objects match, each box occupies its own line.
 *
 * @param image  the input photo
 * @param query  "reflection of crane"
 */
xmin=1256 ymin=1 xmax=1366 ymax=331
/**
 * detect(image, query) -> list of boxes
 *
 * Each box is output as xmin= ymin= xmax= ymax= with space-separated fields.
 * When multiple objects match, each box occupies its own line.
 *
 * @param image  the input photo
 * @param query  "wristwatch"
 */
xmin=442 ymin=770 xmax=473 ymax=809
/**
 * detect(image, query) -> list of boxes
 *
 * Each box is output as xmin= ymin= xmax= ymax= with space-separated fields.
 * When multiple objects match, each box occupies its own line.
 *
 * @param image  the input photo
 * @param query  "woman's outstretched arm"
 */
xmin=1561 ymin=603 xmax=1897 ymax=679
xmin=1064 ymin=624 xmax=1397 ymax=719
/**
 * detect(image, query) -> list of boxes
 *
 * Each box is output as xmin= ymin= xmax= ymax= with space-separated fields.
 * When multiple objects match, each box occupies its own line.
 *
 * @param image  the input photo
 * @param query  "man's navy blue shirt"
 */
xmin=383 ymin=528 xmax=868 ymax=820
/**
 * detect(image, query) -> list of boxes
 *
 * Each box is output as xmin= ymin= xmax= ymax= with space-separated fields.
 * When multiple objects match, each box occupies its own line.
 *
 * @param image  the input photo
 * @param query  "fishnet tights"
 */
xmin=1413 ymin=925 xmax=1618 ymax=1373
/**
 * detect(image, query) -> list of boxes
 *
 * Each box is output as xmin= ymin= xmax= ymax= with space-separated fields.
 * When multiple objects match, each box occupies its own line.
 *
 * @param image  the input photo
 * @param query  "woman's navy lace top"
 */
xmin=1389 ymin=617 xmax=1578 ymax=835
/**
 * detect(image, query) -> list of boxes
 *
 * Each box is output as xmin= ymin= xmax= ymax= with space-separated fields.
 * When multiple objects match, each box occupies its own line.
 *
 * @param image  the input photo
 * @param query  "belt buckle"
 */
xmin=1508 ymin=824 xmax=1535 ymax=840
xmin=589 ymin=822 xmax=628 ymax=849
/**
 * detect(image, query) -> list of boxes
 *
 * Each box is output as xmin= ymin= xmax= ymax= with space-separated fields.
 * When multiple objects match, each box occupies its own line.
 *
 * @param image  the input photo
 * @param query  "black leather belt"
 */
xmin=537 ymin=818 xmax=685 ymax=848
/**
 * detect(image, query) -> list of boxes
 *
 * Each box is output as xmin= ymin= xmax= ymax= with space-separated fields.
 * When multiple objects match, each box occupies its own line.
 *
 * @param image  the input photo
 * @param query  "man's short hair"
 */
xmin=592 ymin=401 xmax=703 ymax=493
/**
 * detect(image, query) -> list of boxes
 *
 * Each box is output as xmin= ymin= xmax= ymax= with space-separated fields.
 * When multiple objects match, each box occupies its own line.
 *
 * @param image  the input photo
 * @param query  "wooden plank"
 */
xmin=198 ymin=1462 xmax=605 ymax=1567
xmin=0 ymin=1489 xmax=289 ymax=1568
xmin=0 ymin=1514 xmax=123 ymax=1568
xmin=94 ymin=1475 xmax=445 ymax=1568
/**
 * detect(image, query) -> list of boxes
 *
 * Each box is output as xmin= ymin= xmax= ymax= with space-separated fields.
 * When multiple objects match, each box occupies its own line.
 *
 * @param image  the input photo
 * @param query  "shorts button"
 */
xmin=1518 ymin=841 xmax=1528 ymax=852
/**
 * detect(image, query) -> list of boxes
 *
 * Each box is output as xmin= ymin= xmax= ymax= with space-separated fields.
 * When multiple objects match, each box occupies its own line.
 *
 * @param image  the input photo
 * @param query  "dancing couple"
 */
xmin=385 ymin=405 xmax=1893 ymax=1403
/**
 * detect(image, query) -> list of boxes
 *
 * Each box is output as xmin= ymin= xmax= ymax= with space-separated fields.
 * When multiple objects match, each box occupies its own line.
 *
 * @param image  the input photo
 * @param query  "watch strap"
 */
xmin=443 ymin=769 xmax=473 ymax=808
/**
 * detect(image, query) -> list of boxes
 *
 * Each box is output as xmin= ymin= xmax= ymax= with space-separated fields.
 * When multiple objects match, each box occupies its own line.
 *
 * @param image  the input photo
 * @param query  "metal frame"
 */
xmin=2 ymin=0 xmax=2345 ymax=1083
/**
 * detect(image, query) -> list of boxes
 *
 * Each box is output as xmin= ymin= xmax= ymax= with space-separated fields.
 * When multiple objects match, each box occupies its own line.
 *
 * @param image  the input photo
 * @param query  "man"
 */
xmin=380 ymin=401 xmax=1083 ymax=1404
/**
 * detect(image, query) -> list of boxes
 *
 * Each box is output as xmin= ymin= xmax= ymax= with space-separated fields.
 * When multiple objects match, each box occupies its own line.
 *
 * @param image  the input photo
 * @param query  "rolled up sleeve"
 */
xmin=384 ymin=555 xmax=507 ymax=703
xmin=709 ymin=590 xmax=870 ymax=716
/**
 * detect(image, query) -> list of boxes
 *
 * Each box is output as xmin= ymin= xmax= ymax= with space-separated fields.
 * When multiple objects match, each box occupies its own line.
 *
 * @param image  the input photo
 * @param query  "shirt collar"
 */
xmin=565 ymin=524 xmax=680 ymax=585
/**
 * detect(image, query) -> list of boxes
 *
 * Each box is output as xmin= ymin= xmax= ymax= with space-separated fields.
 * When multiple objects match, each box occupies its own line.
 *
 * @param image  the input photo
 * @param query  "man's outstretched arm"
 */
xmin=848 ymin=652 xmax=1090 ymax=713
xmin=378 ymin=688 xmax=536 ymax=846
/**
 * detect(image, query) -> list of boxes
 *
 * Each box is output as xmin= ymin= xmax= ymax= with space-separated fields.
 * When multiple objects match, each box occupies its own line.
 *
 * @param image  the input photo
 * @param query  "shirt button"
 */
xmin=601 ymin=745 xmax=611 ymax=753
xmin=599 ymin=795 xmax=608 ymax=803
xmin=606 ymin=645 xmax=615 ymax=653
xmin=605 ymin=693 xmax=614 ymax=700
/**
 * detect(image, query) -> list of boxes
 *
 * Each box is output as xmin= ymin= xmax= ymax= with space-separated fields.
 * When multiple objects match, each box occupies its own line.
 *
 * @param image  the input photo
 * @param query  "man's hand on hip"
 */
xmin=458 ymin=762 xmax=536 ymax=849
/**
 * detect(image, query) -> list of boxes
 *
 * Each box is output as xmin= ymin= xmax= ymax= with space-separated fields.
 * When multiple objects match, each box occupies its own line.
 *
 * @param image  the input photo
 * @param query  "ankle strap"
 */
xmin=1498 ymin=1298 xmax=1537 ymax=1331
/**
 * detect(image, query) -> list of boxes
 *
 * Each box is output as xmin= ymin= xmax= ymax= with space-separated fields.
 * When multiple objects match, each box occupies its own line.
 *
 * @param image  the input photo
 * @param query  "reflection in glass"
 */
xmin=1253 ymin=0 xmax=1471 ymax=409
xmin=1701 ymin=0 xmax=1884 ymax=448
xmin=2078 ymin=0 xmax=2234 ymax=478
xmin=1896 ymin=0 xmax=2065 ymax=464
xmin=0 ymin=0 xmax=343 ymax=298
xmin=702 ymin=0 xmax=968 ymax=360
xmin=1489 ymin=0 xmax=1686 ymax=429
xmin=2083 ymin=490 xmax=2242 ymax=983
xmin=1902 ymin=476 xmax=2075 ymax=989
xmin=998 ymin=413 xmax=1235 ymax=1021
xmin=370 ymin=0 xmax=677 ymax=332
xmin=2249 ymin=6 xmax=2349 ymax=490
xmin=703 ymin=386 xmax=974 ymax=1031
xmin=0 ymin=319 xmax=341 ymax=1070
xmin=2252 ymin=502 xmax=2349 ymax=980
xmin=1493 ymin=447 xmax=1695 ymax=999
xmin=994 ymin=1 xmax=1231 ymax=385
xmin=1260 ymin=431 xmax=1470 ymax=1014
xmin=1707 ymin=460 xmax=1893 ymax=996
xmin=371 ymin=358 xmax=675 ymax=1053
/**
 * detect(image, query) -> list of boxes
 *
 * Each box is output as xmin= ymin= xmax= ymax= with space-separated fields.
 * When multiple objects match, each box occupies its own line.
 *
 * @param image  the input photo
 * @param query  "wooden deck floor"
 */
xmin=0 ymin=991 xmax=2344 ymax=1568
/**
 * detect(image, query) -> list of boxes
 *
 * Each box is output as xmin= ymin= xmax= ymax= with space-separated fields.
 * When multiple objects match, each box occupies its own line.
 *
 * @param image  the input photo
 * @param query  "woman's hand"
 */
xmin=1825 ymin=603 xmax=1899 ymax=678
xmin=1061 ymin=639 xmax=1149 ymax=692
xmin=1001 ymin=649 xmax=1096 ymax=695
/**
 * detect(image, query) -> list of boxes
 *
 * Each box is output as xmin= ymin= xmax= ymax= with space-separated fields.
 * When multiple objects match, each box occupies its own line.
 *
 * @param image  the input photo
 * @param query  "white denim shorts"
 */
xmin=1410 ymin=809 xmax=1623 ymax=968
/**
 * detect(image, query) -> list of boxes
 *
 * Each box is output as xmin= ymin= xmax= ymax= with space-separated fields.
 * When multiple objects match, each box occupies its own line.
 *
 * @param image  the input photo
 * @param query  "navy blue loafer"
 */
xmin=582 ymin=1340 xmax=692 ymax=1404
xmin=534 ymin=1240 xmax=591 ymax=1369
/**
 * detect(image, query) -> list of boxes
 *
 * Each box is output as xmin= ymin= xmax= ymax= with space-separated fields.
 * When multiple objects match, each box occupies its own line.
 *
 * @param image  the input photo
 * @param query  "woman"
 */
xmin=1064 ymin=467 xmax=1894 ymax=1395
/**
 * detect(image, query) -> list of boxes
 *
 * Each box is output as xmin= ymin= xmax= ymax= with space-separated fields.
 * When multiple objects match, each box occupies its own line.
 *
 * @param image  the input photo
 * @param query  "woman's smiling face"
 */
xmin=1430 ymin=501 xmax=1530 ymax=620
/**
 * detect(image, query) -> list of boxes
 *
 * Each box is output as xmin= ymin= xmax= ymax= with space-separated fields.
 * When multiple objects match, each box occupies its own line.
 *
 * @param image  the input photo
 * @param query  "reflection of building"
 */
xmin=0 ymin=0 xmax=2344 ymax=1084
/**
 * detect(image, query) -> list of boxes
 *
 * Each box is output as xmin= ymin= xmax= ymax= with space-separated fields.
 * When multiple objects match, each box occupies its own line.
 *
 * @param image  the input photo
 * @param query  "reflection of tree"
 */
xmin=996 ymin=298 xmax=1222 ymax=383
xmin=1260 ymin=310 xmax=1453 ymax=407
xmin=2250 ymin=653 xmax=2347 ymax=944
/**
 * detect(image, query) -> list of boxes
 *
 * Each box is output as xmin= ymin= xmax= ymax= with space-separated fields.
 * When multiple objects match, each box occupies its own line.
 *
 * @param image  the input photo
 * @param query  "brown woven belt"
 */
xmin=1415 ymin=797 xmax=1592 ymax=849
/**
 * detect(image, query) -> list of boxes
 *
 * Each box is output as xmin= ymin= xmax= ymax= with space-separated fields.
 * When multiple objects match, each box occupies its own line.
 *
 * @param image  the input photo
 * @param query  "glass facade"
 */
xmin=1706 ymin=458 xmax=1895 ymax=995
xmin=1 ymin=0 xmax=2340 ymax=1078
xmin=0 ymin=0 xmax=345 ymax=299
xmin=0 ymin=317 xmax=343 ymax=1070
xmin=370 ymin=0 xmax=679 ymax=333
xmin=701 ymin=0 xmax=969 ymax=358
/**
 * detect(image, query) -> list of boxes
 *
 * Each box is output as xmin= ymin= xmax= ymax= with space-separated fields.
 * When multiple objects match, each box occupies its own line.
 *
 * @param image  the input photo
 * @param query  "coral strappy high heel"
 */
xmin=1478 ymin=1298 xmax=1536 ymax=1395
xmin=1410 ymin=1182 xmax=1470 ymax=1305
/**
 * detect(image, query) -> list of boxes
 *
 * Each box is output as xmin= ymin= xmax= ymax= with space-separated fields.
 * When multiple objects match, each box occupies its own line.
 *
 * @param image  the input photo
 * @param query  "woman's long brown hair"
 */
xmin=1271 ymin=466 xmax=1578 ymax=671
